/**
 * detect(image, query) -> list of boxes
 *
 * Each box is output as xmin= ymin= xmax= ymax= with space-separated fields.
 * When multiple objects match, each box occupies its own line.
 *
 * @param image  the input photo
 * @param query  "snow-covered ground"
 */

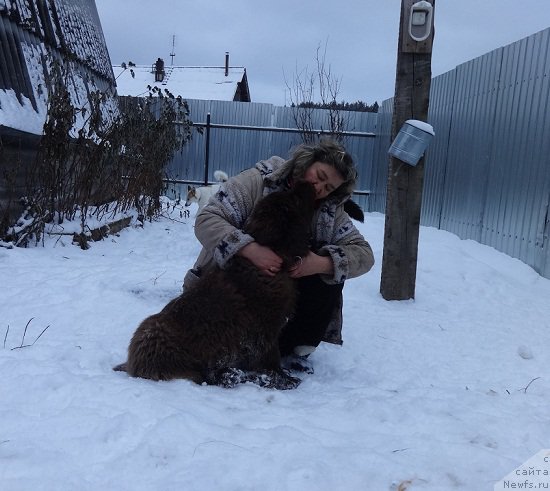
xmin=1 ymin=201 xmax=549 ymax=491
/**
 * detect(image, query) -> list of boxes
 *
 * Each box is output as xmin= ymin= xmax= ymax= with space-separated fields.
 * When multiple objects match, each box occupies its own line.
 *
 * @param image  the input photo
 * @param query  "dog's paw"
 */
xmin=281 ymin=354 xmax=314 ymax=374
xmin=207 ymin=367 xmax=247 ymax=388
xmin=256 ymin=370 xmax=301 ymax=390
xmin=207 ymin=368 xmax=301 ymax=390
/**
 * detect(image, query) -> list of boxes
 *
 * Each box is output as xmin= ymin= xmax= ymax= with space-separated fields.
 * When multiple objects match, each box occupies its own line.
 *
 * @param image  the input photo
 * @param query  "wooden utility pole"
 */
xmin=380 ymin=0 xmax=435 ymax=300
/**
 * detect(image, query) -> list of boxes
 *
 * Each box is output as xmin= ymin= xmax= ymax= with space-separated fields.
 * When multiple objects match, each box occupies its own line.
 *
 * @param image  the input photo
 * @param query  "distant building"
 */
xmin=113 ymin=52 xmax=251 ymax=102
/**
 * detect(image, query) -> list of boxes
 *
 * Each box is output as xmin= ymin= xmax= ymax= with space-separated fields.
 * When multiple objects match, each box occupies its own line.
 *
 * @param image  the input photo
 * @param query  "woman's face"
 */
xmin=303 ymin=161 xmax=344 ymax=200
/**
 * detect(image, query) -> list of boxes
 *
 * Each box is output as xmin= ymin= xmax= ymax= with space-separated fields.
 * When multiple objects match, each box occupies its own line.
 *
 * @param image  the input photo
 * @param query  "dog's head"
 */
xmin=185 ymin=185 xmax=198 ymax=207
xmin=244 ymin=181 xmax=316 ymax=268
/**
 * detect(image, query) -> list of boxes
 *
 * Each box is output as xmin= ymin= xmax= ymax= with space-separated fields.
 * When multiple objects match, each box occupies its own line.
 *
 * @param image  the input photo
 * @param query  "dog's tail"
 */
xmin=214 ymin=170 xmax=229 ymax=182
xmin=113 ymin=362 xmax=128 ymax=372
xmin=344 ymin=199 xmax=364 ymax=223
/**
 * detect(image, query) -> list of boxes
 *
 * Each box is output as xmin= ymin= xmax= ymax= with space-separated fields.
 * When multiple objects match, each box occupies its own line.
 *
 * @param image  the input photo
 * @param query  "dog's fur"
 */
xmin=185 ymin=170 xmax=228 ymax=211
xmin=114 ymin=181 xmax=316 ymax=389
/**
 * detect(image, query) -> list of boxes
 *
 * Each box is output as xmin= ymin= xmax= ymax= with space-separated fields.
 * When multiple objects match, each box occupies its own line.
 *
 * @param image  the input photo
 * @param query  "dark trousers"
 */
xmin=279 ymin=275 xmax=344 ymax=356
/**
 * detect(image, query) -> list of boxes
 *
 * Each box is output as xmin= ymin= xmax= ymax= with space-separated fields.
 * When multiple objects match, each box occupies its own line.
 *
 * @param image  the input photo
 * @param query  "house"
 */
xmin=0 ymin=0 xmax=116 ymax=226
xmin=113 ymin=52 xmax=251 ymax=102
xmin=0 ymin=0 xmax=116 ymax=137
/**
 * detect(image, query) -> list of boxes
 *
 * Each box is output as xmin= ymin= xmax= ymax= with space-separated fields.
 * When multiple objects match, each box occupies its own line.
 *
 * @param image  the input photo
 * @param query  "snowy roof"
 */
xmin=113 ymin=64 xmax=250 ymax=102
xmin=0 ymin=0 xmax=116 ymax=136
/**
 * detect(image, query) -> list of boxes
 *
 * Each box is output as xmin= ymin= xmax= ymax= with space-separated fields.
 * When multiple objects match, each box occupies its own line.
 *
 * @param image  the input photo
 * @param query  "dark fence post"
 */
xmin=203 ymin=112 xmax=211 ymax=185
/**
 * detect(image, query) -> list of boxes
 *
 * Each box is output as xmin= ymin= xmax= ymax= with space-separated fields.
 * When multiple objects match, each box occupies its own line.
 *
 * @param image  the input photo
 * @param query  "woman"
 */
xmin=183 ymin=139 xmax=374 ymax=364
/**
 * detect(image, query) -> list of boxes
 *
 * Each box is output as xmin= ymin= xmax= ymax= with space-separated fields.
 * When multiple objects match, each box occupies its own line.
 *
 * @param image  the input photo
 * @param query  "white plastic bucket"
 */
xmin=388 ymin=120 xmax=435 ymax=166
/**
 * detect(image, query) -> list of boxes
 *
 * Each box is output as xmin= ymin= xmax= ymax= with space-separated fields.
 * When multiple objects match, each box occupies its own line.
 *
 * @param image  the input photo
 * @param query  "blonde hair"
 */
xmin=288 ymin=139 xmax=357 ymax=198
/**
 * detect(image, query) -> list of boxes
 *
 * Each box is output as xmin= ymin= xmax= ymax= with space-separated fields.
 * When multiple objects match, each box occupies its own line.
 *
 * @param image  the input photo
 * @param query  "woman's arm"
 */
xmin=315 ymin=212 xmax=375 ymax=284
xmin=193 ymin=168 xmax=264 ymax=268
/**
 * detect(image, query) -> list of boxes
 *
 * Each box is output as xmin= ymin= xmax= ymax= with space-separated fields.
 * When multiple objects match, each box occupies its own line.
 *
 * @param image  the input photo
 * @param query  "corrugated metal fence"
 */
xmin=370 ymin=27 xmax=550 ymax=279
xmin=162 ymin=99 xmax=378 ymax=210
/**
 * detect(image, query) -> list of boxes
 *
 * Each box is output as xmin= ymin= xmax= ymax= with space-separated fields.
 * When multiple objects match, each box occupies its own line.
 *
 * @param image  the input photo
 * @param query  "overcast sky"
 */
xmin=95 ymin=0 xmax=550 ymax=106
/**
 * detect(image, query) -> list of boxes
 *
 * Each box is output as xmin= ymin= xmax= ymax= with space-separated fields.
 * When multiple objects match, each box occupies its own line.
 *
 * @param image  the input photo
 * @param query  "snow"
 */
xmin=112 ymin=64 xmax=246 ymax=101
xmin=0 ymin=89 xmax=45 ymax=135
xmin=0 ymin=42 xmax=47 ymax=135
xmin=0 ymin=40 xmax=117 ymax=137
xmin=1 ymin=200 xmax=549 ymax=490
xmin=405 ymin=119 xmax=435 ymax=136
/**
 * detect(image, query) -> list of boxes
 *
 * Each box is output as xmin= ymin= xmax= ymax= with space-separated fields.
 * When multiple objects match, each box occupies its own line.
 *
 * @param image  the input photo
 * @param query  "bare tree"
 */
xmin=284 ymin=41 xmax=348 ymax=143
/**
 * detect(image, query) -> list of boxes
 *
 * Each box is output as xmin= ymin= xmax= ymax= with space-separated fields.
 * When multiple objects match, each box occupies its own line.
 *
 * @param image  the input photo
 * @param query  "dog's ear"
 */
xmin=187 ymin=185 xmax=192 ymax=191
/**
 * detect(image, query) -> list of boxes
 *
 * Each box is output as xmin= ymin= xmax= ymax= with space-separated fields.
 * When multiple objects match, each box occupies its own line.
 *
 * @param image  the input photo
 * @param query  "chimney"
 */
xmin=225 ymin=52 xmax=229 ymax=77
xmin=154 ymin=57 xmax=165 ymax=82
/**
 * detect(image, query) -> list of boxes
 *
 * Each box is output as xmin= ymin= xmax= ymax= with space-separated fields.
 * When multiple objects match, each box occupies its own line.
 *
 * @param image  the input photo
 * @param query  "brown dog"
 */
xmin=114 ymin=181 xmax=316 ymax=389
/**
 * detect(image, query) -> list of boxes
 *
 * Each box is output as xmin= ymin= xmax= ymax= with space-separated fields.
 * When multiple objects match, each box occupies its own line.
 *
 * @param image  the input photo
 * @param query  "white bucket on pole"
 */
xmin=388 ymin=119 xmax=435 ymax=166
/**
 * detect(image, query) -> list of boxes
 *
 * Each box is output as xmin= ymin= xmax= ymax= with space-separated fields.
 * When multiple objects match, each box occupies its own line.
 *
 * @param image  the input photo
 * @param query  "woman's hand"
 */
xmin=289 ymin=251 xmax=334 ymax=278
xmin=238 ymin=242 xmax=283 ymax=276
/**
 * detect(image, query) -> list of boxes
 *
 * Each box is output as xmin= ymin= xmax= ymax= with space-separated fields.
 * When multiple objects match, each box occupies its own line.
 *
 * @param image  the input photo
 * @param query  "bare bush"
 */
xmin=2 ymin=59 xmax=196 ymax=248
xmin=285 ymin=41 xmax=348 ymax=143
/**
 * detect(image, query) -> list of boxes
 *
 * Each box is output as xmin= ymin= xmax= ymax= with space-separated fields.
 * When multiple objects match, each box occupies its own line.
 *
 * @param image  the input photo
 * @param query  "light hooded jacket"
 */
xmin=183 ymin=156 xmax=375 ymax=345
